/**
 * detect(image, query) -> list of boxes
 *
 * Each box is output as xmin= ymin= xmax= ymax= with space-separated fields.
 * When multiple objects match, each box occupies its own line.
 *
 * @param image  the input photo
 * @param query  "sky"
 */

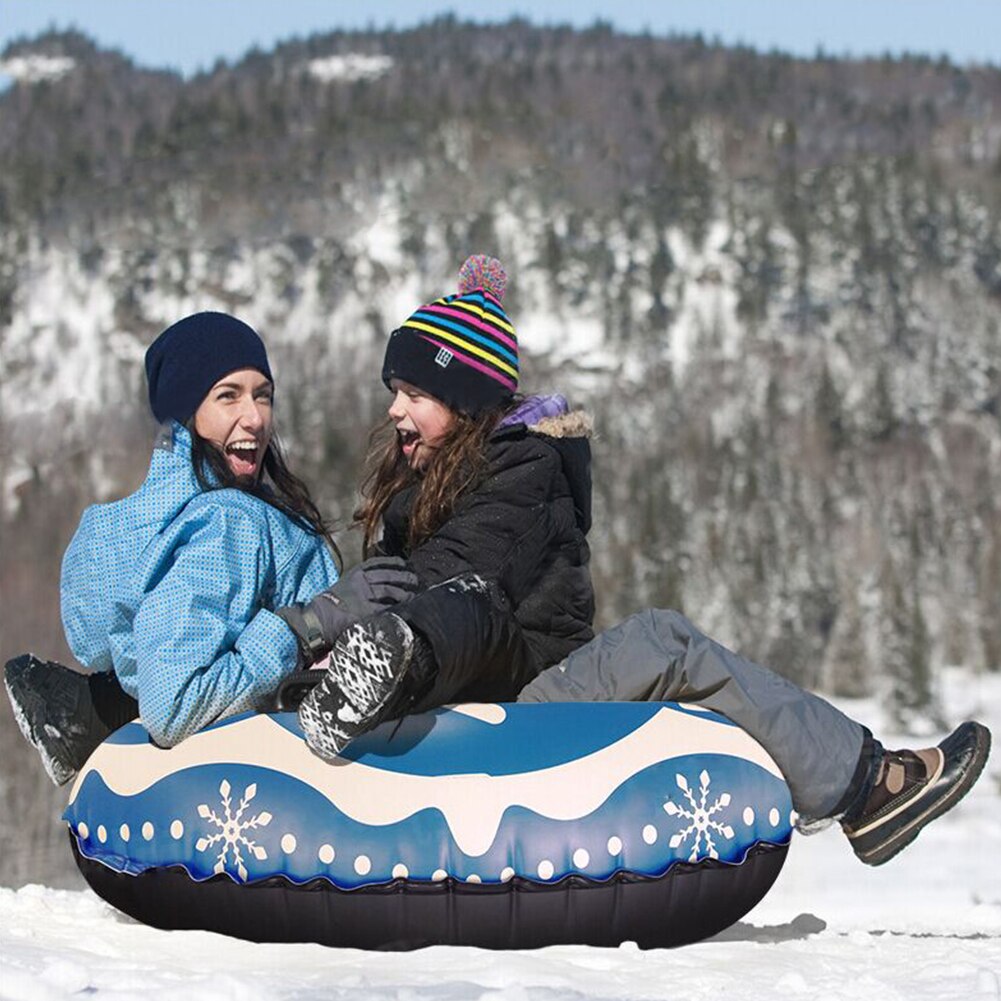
xmin=0 ymin=0 xmax=999 ymax=77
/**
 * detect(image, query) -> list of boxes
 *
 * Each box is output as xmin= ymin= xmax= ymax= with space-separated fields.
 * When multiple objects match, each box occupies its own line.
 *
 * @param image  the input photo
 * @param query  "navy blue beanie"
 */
xmin=144 ymin=312 xmax=273 ymax=424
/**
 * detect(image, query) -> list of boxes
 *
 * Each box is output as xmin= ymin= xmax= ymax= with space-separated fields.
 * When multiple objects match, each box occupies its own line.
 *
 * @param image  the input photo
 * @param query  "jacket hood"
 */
xmin=498 ymin=398 xmax=593 ymax=535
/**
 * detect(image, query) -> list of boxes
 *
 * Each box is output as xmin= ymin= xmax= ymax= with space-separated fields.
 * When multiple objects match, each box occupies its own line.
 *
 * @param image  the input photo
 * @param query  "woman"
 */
xmin=5 ymin=311 xmax=416 ymax=783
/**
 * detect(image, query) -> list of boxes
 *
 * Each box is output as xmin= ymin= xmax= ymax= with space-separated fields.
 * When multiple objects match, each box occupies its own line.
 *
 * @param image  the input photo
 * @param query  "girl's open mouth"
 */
xmin=397 ymin=428 xmax=420 ymax=457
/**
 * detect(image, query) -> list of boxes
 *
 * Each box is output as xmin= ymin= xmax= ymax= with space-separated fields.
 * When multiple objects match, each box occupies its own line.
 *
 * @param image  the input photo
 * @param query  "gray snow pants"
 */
xmin=518 ymin=609 xmax=869 ymax=821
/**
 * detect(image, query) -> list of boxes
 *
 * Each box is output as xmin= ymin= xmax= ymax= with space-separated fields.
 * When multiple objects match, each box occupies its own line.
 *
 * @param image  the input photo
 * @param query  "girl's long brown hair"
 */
xmin=355 ymin=405 xmax=509 ymax=554
xmin=189 ymin=423 xmax=341 ymax=568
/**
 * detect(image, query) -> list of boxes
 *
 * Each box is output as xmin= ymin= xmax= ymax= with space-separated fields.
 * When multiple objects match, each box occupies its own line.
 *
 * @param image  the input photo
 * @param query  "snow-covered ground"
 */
xmin=2 ymin=671 xmax=998 ymax=1001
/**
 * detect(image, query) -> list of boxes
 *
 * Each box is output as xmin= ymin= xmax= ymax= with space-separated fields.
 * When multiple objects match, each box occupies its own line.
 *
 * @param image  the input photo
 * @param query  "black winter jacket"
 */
xmin=378 ymin=409 xmax=595 ymax=705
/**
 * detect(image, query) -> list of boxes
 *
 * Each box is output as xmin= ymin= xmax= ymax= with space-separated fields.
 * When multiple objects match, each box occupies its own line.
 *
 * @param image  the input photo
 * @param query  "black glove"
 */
xmin=276 ymin=557 xmax=419 ymax=665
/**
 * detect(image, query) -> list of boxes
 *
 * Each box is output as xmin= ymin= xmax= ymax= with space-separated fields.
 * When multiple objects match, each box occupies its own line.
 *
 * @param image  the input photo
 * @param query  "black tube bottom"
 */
xmin=72 ymin=832 xmax=789 ymax=950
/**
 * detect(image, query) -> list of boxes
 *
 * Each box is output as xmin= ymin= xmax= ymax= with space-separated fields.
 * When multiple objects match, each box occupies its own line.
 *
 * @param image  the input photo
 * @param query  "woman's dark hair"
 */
xmin=354 ymin=401 xmax=513 ymax=554
xmin=188 ymin=422 xmax=341 ymax=568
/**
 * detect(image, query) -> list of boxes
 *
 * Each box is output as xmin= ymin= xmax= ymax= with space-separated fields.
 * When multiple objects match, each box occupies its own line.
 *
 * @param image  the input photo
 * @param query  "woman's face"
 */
xmin=388 ymin=379 xmax=457 ymax=470
xmin=194 ymin=368 xmax=274 ymax=483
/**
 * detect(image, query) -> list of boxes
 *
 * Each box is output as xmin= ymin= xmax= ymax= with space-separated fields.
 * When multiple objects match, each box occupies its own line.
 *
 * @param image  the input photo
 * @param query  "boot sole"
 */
xmin=298 ymin=618 xmax=413 ymax=760
xmin=328 ymin=617 xmax=413 ymax=716
xmin=4 ymin=655 xmax=78 ymax=786
xmin=5 ymin=656 xmax=43 ymax=746
xmin=847 ymin=721 xmax=991 ymax=866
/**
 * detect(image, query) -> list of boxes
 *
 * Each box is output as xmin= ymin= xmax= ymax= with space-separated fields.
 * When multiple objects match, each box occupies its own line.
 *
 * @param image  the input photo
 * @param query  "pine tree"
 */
xmin=880 ymin=558 xmax=940 ymax=728
xmin=868 ymin=363 xmax=899 ymax=441
xmin=815 ymin=362 xmax=847 ymax=452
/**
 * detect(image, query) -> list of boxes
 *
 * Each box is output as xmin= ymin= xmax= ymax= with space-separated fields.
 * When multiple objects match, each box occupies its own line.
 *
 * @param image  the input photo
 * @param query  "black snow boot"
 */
xmin=298 ymin=614 xmax=432 ymax=761
xmin=4 ymin=654 xmax=138 ymax=786
xmin=842 ymin=721 xmax=991 ymax=866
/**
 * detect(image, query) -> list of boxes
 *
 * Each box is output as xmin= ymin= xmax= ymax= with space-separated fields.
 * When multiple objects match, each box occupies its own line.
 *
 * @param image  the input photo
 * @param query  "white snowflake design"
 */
xmin=195 ymin=779 xmax=272 ymax=881
xmin=663 ymin=769 xmax=735 ymax=862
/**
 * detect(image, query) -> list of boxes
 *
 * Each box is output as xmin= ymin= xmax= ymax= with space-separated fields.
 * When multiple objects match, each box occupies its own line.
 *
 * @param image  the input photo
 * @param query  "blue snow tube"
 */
xmin=65 ymin=702 xmax=793 ymax=948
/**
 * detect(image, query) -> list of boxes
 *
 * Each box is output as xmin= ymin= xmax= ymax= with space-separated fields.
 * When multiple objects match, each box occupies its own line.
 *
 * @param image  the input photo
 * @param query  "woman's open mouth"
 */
xmin=225 ymin=440 xmax=260 ymax=477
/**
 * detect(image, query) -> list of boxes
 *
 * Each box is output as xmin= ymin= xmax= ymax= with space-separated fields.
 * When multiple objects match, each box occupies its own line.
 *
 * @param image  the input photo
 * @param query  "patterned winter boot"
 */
xmin=4 ymin=654 xmax=137 ymax=786
xmin=297 ymin=614 xmax=429 ymax=761
xmin=842 ymin=721 xmax=991 ymax=865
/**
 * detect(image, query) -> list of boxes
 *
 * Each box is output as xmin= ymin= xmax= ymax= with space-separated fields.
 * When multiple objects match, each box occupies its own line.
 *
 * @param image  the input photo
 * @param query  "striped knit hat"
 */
xmin=382 ymin=255 xmax=518 ymax=415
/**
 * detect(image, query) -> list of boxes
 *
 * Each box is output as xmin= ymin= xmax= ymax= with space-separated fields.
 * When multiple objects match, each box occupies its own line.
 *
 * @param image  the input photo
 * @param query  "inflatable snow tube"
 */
xmin=65 ymin=702 xmax=793 ymax=949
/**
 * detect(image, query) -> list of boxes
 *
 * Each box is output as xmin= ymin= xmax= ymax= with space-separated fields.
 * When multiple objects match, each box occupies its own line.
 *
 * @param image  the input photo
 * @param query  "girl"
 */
xmin=283 ymin=255 xmax=595 ymax=758
xmin=6 ymin=311 xmax=416 ymax=783
xmin=291 ymin=257 xmax=989 ymax=867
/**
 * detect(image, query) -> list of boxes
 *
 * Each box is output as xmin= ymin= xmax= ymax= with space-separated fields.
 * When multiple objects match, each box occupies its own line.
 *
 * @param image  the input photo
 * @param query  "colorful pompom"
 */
xmin=458 ymin=255 xmax=507 ymax=302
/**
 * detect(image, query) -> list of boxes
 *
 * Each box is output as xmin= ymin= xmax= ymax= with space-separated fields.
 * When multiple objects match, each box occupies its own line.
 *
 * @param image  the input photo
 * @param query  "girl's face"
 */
xmin=194 ymin=368 xmax=274 ymax=483
xmin=388 ymin=379 xmax=457 ymax=470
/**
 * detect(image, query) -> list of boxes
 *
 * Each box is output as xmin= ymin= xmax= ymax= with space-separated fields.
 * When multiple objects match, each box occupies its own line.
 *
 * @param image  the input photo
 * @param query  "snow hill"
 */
xmin=1 ymin=669 xmax=998 ymax=1001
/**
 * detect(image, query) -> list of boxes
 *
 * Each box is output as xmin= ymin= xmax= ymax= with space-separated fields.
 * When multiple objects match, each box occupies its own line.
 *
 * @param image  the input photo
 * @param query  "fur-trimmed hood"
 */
xmin=529 ymin=409 xmax=593 ymax=440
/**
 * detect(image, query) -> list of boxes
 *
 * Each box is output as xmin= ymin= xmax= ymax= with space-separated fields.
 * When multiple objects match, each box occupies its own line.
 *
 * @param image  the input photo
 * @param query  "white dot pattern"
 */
xmin=769 ymin=808 xmax=780 ymax=826
xmin=642 ymin=824 xmax=657 ymax=845
xmin=281 ymin=834 xmax=297 ymax=853
xmin=537 ymin=860 xmax=555 ymax=880
xmin=607 ymin=836 xmax=623 ymax=855
xmin=142 ymin=822 xmax=154 ymax=841
xmin=97 ymin=825 xmax=107 ymax=843
xmin=573 ymin=848 xmax=590 ymax=869
xmin=354 ymin=855 xmax=372 ymax=876
xmin=392 ymin=863 xmax=409 ymax=879
xmin=500 ymin=867 xmax=515 ymax=882
xmin=77 ymin=822 xmax=89 ymax=839
xmin=119 ymin=824 xmax=130 ymax=842
xmin=743 ymin=807 xmax=755 ymax=825
xmin=432 ymin=869 xmax=447 ymax=882
xmin=318 ymin=844 xmax=336 ymax=864
xmin=170 ymin=820 xmax=184 ymax=839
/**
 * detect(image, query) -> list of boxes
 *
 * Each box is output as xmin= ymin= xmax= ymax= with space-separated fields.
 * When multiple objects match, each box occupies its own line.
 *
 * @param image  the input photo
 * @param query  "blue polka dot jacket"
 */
xmin=60 ymin=422 xmax=338 ymax=747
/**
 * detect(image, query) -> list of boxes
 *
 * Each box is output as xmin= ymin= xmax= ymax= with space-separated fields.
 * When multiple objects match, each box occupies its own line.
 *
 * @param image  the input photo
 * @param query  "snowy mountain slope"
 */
xmin=4 ymin=177 xmax=998 ymax=680
xmin=3 ymin=22 xmax=1000 ymax=690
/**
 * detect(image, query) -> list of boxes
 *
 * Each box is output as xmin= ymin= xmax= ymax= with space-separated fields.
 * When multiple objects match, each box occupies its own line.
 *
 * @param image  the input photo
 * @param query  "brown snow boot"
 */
xmin=842 ymin=721 xmax=991 ymax=866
